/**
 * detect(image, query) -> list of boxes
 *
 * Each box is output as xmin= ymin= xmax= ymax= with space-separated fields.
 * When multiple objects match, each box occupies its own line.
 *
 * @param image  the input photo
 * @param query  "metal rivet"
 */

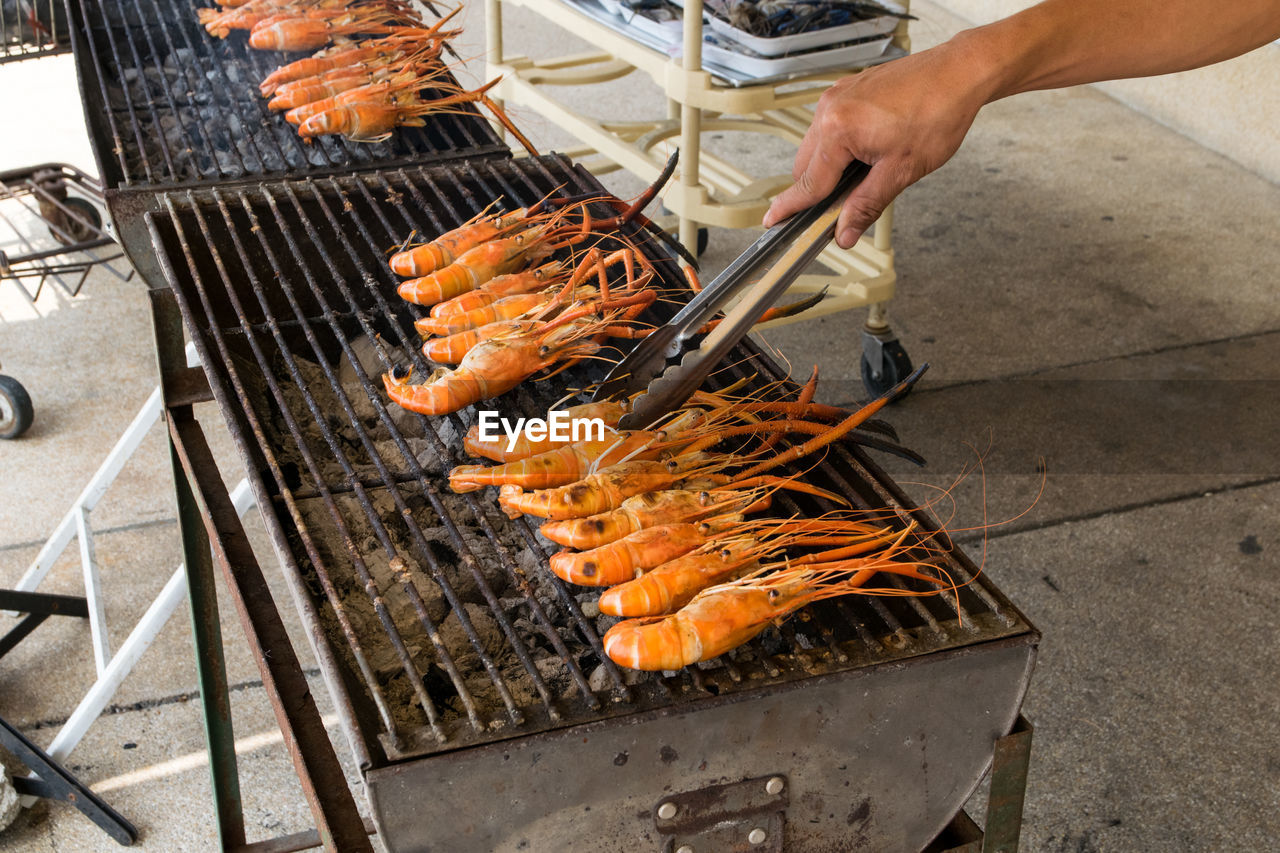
xmin=676 ymin=846 xmax=695 ymax=853
xmin=748 ymin=828 xmax=767 ymax=845
xmin=658 ymin=802 xmax=678 ymax=820
xmin=765 ymin=776 xmax=784 ymax=795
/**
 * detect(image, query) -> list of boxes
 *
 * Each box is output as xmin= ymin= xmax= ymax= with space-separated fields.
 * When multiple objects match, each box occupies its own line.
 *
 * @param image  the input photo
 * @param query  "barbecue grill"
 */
xmin=143 ymin=154 xmax=1037 ymax=851
xmin=64 ymin=3 xmax=1040 ymax=848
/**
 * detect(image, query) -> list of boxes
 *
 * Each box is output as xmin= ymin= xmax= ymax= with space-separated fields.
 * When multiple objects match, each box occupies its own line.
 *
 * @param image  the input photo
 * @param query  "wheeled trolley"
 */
xmin=484 ymin=0 xmax=916 ymax=394
xmin=0 ymin=163 xmax=129 ymax=438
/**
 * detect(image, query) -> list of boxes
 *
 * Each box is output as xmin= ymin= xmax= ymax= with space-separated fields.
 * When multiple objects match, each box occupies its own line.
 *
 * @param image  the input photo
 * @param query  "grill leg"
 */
xmin=926 ymin=715 xmax=1034 ymax=853
xmin=0 ymin=715 xmax=137 ymax=845
xmin=170 ymin=418 xmax=248 ymax=850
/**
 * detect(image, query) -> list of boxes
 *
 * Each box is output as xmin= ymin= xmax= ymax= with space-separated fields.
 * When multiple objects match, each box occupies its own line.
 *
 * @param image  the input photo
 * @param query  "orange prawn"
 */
xmin=447 ymin=410 xmax=706 ymax=494
xmin=427 ymin=260 xmax=568 ymax=319
xmin=267 ymin=49 xmax=442 ymax=110
xmin=257 ymin=11 xmax=461 ymax=95
xmin=199 ymin=0 xmax=352 ymax=38
xmin=298 ymin=77 xmax=538 ymax=152
xmin=423 ymin=319 xmax=540 ymax=365
xmin=249 ymin=8 xmax=421 ymax=51
xmin=395 ymin=209 xmax=568 ymax=305
xmin=537 ymin=486 xmax=776 ymax=549
xmin=389 ymin=206 xmax=537 ymax=278
xmin=597 ymin=540 xmax=763 ymax=618
xmin=283 ymin=67 xmax=428 ymax=125
xmin=597 ymin=523 xmax=910 ymax=617
xmin=548 ymin=523 xmax=719 ymax=587
xmin=413 ymin=286 xmax=593 ymax=338
xmin=383 ymin=321 xmax=602 ymax=418
xmin=603 ymin=541 xmax=948 ymax=671
xmin=259 ymin=42 xmax=405 ymax=96
xmin=549 ymin=516 xmax=900 ymax=587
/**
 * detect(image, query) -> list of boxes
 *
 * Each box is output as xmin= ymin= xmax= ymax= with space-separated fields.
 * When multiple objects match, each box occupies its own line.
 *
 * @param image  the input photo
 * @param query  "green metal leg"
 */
xmin=926 ymin=715 xmax=1034 ymax=853
xmin=170 ymin=422 xmax=247 ymax=850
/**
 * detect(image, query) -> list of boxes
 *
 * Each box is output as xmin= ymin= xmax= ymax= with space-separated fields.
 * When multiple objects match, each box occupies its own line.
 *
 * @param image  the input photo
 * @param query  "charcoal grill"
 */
xmin=143 ymin=153 xmax=1038 ymax=852
xmin=67 ymin=0 xmax=510 ymax=283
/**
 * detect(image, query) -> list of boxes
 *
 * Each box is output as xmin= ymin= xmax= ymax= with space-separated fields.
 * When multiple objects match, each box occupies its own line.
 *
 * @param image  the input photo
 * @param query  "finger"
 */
xmin=791 ymin=123 xmax=820 ymax=182
xmin=764 ymin=143 xmax=850 ymax=227
xmin=833 ymin=160 xmax=903 ymax=249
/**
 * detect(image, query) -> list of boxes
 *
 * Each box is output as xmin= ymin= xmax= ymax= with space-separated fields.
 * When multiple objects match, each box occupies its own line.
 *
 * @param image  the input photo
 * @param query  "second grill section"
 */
xmin=70 ymin=0 xmax=510 ymax=191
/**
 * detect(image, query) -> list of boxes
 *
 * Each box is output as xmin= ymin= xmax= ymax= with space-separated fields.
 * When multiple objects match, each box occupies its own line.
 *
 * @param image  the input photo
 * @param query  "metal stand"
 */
xmin=0 ymin=592 xmax=137 ymax=845
xmin=0 ymin=714 xmax=137 ymax=845
xmin=927 ymin=715 xmax=1034 ymax=853
xmin=149 ymin=289 xmax=374 ymax=853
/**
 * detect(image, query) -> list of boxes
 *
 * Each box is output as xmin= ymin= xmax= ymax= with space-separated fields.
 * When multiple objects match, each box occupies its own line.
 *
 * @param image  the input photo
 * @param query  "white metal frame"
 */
xmin=6 ymin=344 xmax=255 ymax=798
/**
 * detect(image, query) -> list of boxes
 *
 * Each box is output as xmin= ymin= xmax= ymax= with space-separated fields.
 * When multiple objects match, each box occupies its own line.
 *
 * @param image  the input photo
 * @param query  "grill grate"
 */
xmin=70 ymin=0 xmax=508 ymax=190
xmin=147 ymin=154 xmax=1028 ymax=763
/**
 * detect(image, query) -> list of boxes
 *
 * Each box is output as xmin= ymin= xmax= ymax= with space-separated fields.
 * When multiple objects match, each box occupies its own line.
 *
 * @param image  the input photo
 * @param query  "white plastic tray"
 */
xmin=599 ymin=0 xmax=683 ymax=46
xmin=706 ymin=1 xmax=904 ymax=57
xmin=701 ymin=32 xmax=892 ymax=76
xmin=558 ymin=0 xmax=901 ymax=85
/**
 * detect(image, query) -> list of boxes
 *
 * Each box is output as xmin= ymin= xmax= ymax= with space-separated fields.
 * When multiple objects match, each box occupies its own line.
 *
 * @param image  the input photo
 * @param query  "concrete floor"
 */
xmin=1 ymin=2 xmax=1278 ymax=850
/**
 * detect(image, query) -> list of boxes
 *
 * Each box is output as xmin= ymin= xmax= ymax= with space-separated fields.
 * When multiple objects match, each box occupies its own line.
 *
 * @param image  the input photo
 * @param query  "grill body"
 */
xmin=368 ymin=639 xmax=1034 ymax=852
xmin=145 ymin=154 xmax=1038 ymax=851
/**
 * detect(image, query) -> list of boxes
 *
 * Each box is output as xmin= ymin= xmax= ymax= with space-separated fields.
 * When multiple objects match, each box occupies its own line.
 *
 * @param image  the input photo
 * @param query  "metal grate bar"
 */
xmin=288 ymin=179 xmax=575 ymax=720
xmin=158 ymin=192 xmax=414 ymax=745
xmin=250 ymin=182 xmax=539 ymax=729
xmin=107 ymin=0 xmax=184 ymax=178
xmin=373 ymin=162 xmax=640 ymax=701
xmin=132 ymin=0 xmax=235 ymax=180
xmin=74 ymin=0 xmax=508 ymax=189
xmin=83 ymin=0 xmax=158 ymax=184
xmin=194 ymin=189 xmax=465 ymax=737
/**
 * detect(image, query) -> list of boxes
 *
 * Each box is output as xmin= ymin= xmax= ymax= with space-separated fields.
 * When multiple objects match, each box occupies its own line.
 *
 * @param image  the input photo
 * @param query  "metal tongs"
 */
xmin=593 ymin=161 xmax=870 ymax=429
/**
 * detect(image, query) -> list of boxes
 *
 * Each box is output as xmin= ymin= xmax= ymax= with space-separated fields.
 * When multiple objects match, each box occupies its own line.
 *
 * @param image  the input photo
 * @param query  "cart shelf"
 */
xmin=485 ymin=0 xmax=911 ymax=322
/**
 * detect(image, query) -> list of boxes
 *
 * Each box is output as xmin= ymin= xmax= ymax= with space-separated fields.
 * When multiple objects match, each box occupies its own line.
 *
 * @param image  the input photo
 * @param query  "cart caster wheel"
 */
xmin=49 ymin=197 xmax=102 ymax=245
xmin=0 ymin=375 xmax=34 ymax=439
xmin=861 ymin=339 xmax=914 ymax=400
xmin=695 ymin=227 xmax=709 ymax=258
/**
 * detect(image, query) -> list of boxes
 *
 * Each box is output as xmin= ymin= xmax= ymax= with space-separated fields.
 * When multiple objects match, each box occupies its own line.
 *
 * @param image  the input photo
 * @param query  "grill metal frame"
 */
xmin=144 ymin=154 xmax=1038 ymax=851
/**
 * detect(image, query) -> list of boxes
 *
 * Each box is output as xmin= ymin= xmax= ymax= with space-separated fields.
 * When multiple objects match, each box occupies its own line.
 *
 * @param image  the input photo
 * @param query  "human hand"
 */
xmin=764 ymin=41 xmax=994 ymax=248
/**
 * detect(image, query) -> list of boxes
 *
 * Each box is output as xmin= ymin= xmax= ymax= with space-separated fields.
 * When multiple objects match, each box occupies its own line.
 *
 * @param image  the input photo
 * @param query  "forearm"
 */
xmin=964 ymin=0 xmax=1280 ymax=103
xmin=764 ymin=0 xmax=1280 ymax=243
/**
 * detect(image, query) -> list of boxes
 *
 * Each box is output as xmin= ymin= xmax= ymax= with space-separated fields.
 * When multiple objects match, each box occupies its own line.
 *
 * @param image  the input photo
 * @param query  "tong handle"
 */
xmin=662 ymin=160 xmax=870 ymax=344
xmin=616 ymin=162 xmax=869 ymax=428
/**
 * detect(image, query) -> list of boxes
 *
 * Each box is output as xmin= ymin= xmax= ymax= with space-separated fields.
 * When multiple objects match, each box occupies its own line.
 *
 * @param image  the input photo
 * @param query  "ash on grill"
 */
xmin=268 ymin=350 xmax=622 ymax=721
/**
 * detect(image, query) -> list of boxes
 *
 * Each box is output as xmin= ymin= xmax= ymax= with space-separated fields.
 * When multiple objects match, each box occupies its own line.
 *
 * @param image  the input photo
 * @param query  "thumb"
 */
xmin=833 ymin=160 xmax=904 ymax=249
